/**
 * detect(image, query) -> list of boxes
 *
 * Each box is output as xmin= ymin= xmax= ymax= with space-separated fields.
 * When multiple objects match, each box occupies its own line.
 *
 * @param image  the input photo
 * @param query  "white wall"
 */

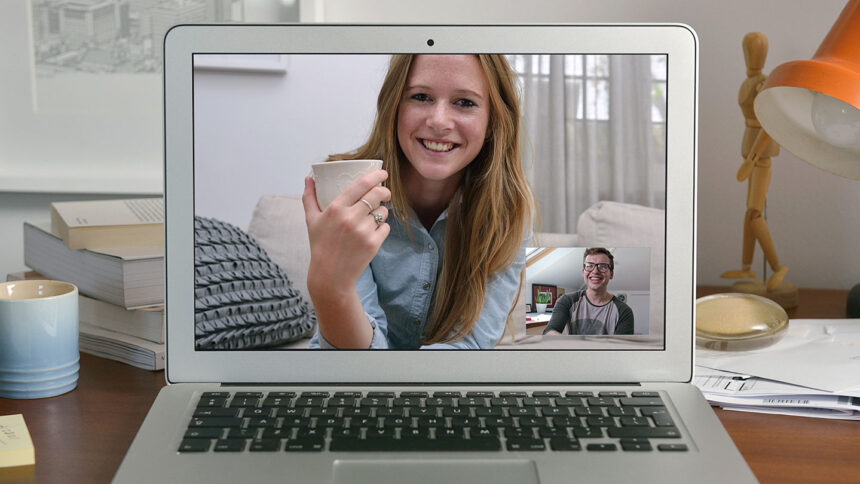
xmin=314 ymin=0 xmax=860 ymax=291
xmin=194 ymin=55 xmax=390 ymax=227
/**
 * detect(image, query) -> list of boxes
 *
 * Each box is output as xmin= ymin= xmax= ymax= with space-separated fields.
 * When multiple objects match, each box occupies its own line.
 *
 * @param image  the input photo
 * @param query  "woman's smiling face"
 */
xmin=396 ymin=55 xmax=490 ymax=187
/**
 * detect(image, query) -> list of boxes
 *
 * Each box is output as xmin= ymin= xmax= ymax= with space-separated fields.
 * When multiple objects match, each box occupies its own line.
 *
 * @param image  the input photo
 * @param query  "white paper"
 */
xmin=696 ymin=319 xmax=860 ymax=393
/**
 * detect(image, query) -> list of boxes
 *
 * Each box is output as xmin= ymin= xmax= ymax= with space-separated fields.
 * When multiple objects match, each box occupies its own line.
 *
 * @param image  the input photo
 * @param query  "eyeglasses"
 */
xmin=583 ymin=262 xmax=611 ymax=273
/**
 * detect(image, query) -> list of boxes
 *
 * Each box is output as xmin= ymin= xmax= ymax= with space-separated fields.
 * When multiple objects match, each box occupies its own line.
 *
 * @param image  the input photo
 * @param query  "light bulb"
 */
xmin=811 ymin=91 xmax=860 ymax=149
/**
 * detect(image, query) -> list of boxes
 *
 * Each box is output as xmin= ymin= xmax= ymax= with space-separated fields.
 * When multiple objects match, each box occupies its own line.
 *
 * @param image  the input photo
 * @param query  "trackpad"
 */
xmin=333 ymin=459 xmax=539 ymax=484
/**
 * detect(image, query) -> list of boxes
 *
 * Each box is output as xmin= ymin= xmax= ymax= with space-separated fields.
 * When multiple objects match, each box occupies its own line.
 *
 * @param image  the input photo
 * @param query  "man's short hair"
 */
xmin=583 ymin=247 xmax=614 ymax=271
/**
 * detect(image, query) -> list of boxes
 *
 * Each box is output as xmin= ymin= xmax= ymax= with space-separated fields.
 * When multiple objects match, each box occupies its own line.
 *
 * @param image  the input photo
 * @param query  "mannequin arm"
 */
xmin=737 ymin=130 xmax=772 ymax=181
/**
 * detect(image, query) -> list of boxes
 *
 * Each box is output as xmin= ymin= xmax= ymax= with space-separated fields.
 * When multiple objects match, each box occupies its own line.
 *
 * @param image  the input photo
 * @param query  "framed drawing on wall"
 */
xmin=0 ymin=0 xmax=309 ymax=194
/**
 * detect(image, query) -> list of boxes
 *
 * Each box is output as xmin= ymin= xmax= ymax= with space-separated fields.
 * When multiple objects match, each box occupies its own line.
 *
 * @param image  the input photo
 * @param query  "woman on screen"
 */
xmin=302 ymin=54 xmax=532 ymax=349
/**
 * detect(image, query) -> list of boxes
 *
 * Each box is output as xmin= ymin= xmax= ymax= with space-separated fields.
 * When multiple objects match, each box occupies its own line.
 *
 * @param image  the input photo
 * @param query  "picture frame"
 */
xmin=525 ymin=303 xmax=533 ymax=313
xmin=531 ymin=284 xmax=558 ymax=308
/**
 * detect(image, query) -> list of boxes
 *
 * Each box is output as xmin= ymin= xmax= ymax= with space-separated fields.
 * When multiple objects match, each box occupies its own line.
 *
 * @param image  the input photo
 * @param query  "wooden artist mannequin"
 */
xmin=721 ymin=32 xmax=796 ymax=307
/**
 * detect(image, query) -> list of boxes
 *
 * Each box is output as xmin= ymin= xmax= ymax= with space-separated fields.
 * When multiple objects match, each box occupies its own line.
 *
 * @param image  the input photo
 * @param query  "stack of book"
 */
xmin=14 ymin=198 xmax=165 ymax=371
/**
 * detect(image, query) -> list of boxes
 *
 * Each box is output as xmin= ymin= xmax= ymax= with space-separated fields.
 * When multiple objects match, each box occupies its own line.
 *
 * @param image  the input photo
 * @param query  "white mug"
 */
xmin=0 ymin=280 xmax=79 ymax=399
xmin=312 ymin=159 xmax=383 ymax=210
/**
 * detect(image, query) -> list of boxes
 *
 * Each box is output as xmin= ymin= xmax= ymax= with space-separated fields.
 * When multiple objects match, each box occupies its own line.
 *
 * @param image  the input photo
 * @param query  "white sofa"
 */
xmin=246 ymin=196 xmax=664 ymax=345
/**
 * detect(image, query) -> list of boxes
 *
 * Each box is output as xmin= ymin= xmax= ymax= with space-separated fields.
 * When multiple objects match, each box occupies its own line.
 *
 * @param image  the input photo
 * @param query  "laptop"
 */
xmin=114 ymin=24 xmax=756 ymax=483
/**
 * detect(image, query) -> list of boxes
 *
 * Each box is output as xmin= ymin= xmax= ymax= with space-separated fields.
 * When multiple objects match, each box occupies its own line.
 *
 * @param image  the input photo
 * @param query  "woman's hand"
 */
xmin=301 ymin=169 xmax=391 ymax=348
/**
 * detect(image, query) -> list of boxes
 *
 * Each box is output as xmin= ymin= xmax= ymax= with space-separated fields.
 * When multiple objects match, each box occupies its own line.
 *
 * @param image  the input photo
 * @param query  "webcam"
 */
xmin=427 ymin=39 xmax=434 ymax=47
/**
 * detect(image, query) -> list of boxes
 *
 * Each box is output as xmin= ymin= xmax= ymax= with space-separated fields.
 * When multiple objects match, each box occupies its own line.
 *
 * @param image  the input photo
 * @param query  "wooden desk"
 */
xmin=0 ymin=287 xmax=857 ymax=483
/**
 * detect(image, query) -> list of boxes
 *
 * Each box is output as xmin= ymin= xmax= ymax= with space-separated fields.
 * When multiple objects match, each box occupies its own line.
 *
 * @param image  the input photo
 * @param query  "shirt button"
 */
xmin=422 ymin=282 xmax=431 ymax=290
xmin=428 ymin=243 xmax=435 ymax=251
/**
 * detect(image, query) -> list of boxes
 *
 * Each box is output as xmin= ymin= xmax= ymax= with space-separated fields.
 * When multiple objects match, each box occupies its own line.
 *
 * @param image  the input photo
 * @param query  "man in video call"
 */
xmin=542 ymin=247 xmax=634 ymax=335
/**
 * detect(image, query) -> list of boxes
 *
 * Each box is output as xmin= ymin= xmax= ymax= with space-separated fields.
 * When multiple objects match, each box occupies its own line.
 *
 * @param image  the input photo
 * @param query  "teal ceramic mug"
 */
xmin=0 ymin=280 xmax=79 ymax=399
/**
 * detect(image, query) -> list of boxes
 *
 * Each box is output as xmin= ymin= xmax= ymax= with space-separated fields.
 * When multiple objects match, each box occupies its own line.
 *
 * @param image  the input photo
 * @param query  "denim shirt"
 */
xmin=309 ymin=205 xmax=527 ymax=349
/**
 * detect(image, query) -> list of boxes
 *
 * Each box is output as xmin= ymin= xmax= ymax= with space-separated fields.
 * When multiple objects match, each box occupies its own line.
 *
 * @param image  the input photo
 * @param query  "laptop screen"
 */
xmin=191 ymin=52 xmax=667 ymax=352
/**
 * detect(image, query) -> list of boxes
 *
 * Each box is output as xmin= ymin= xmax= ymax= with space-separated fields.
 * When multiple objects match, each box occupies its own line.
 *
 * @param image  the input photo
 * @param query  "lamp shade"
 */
xmin=754 ymin=0 xmax=860 ymax=180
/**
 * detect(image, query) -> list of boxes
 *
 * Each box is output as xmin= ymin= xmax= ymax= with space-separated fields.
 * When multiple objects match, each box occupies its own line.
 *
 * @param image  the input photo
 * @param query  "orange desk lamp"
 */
xmin=752 ymin=0 xmax=860 ymax=316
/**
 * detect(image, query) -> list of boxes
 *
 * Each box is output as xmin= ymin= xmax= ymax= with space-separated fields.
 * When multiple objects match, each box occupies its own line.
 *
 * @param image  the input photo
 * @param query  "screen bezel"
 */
xmin=165 ymin=24 xmax=697 ymax=384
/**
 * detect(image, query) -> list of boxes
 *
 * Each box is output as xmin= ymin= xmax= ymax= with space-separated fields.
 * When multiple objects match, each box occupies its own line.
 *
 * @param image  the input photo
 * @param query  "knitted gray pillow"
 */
xmin=194 ymin=216 xmax=316 ymax=349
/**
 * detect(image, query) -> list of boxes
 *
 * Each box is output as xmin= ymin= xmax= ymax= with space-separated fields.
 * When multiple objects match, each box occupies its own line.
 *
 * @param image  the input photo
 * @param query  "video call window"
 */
xmin=192 ymin=53 xmax=667 ymax=351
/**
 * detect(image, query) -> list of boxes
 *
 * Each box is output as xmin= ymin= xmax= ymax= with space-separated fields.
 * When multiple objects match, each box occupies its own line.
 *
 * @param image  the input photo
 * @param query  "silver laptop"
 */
xmin=114 ymin=24 xmax=755 ymax=483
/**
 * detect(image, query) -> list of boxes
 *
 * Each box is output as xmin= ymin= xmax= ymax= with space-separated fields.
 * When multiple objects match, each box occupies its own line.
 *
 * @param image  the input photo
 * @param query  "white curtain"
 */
xmin=516 ymin=55 xmax=664 ymax=234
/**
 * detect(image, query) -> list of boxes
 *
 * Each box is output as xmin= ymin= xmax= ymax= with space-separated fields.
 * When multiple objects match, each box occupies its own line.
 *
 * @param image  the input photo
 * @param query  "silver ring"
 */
xmin=359 ymin=198 xmax=374 ymax=213
xmin=371 ymin=212 xmax=384 ymax=227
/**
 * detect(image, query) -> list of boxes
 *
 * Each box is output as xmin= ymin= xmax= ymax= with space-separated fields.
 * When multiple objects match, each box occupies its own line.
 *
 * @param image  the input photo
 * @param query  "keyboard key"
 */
xmin=250 ymin=439 xmax=281 ymax=451
xmin=539 ymin=427 xmax=569 ymax=438
xmin=533 ymin=391 xmax=561 ymax=397
xmin=436 ymin=428 xmax=466 ymax=439
xmin=658 ymin=444 xmax=688 ymax=451
xmin=229 ymin=398 xmax=260 ymax=408
xmin=234 ymin=392 xmax=263 ymax=398
xmin=631 ymin=391 xmax=659 ymax=397
xmin=621 ymin=441 xmax=652 ymax=451
xmin=476 ymin=407 xmax=505 ymax=417
xmin=213 ymin=439 xmax=246 ymax=452
xmin=607 ymin=407 xmax=637 ymax=417
xmin=608 ymin=427 xmax=681 ymax=439
xmin=193 ymin=408 xmax=239 ymax=418
xmin=401 ymin=428 xmax=432 ymax=439
xmin=598 ymin=391 xmax=627 ymax=398
xmin=188 ymin=417 xmax=242 ymax=428
xmin=587 ymin=443 xmax=617 ymax=451
xmin=201 ymin=392 xmax=230 ymax=398
xmin=565 ymin=391 xmax=593 ymax=397
xmin=329 ymin=436 xmax=501 ymax=451
xmin=506 ymin=438 xmax=546 ymax=451
xmin=433 ymin=392 xmax=462 ymax=398
xmin=551 ymin=416 xmax=582 ymax=427
xmin=619 ymin=397 xmax=665 ymax=407
xmin=466 ymin=391 xmax=495 ymax=397
xmin=392 ymin=397 xmax=421 ymax=407
xmin=244 ymin=407 xmax=272 ymax=418
xmin=549 ymin=437 xmax=581 ymax=451
xmin=366 ymin=392 xmax=394 ymax=398
xmin=227 ymin=428 xmax=256 ymax=439
xmin=573 ymin=427 xmax=603 ymax=438
xmin=296 ymin=428 xmax=326 ymax=439
xmin=554 ymin=398 xmax=584 ymax=407
xmin=328 ymin=397 xmax=357 ymax=407
xmin=503 ymin=428 xmax=534 ymax=439
xmin=522 ymin=397 xmax=551 ymax=407
xmin=277 ymin=408 xmax=306 ymax=417
xmin=342 ymin=408 xmax=372 ymax=417
xmin=457 ymin=397 xmax=487 ymax=407
xmin=508 ymin=407 xmax=537 ymax=417
xmin=585 ymin=416 xmax=616 ymax=427
xmin=620 ymin=416 xmax=651 ymax=427
xmin=281 ymin=417 xmax=312 ymax=428
xmin=267 ymin=392 xmax=297 ymax=398
xmin=499 ymin=391 xmax=527 ymax=397
xmin=400 ymin=391 xmax=429 ymax=398
xmin=586 ymin=397 xmax=615 ymax=407
xmin=316 ymin=417 xmax=347 ymax=428
xmin=295 ymin=397 xmax=326 ymax=407
xmin=300 ymin=392 xmax=330 ymax=398
xmin=575 ymin=407 xmax=604 ymax=417
xmin=184 ymin=428 xmax=222 ymax=439
xmin=653 ymin=413 xmax=676 ymax=427
xmin=178 ymin=439 xmax=211 ymax=452
xmin=197 ymin=398 xmax=227 ymax=408
xmin=539 ymin=407 xmax=569 ymax=416
xmin=376 ymin=408 xmax=406 ymax=418
xmin=261 ymin=428 xmax=291 ymax=439
xmin=285 ymin=438 xmax=325 ymax=451
xmin=246 ymin=417 xmax=277 ymax=428
xmin=309 ymin=408 xmax=339 ymax=417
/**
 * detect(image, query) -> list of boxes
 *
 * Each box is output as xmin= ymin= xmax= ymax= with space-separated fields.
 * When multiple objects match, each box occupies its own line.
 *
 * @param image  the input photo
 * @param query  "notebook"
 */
xmin=113 ymin=24 xmax=756 ymax=483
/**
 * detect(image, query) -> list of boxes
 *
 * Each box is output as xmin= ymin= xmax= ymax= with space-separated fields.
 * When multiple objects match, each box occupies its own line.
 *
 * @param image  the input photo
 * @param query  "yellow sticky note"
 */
xmin=0 ymin=414 xmax=35 ymax=468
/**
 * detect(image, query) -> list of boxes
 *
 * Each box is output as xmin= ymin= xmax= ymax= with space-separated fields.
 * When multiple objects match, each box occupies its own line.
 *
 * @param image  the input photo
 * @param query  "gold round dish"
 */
xmin=695 ymin=293 xmax=789 ymax=351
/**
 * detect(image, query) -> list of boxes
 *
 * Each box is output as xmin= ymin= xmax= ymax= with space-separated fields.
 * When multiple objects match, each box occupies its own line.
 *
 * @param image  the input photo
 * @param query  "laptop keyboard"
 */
xmin=179 ymin=390 xmax=688 ymax=453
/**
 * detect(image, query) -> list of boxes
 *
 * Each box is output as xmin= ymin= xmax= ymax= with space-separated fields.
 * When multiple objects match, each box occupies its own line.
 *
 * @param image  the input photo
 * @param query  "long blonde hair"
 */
xmin=329 ymin=55 xmax=533 ymax=345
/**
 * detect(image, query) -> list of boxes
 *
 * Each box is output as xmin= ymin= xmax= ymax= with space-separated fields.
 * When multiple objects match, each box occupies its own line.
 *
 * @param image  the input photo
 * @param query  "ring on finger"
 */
xmin=359 ymin=198 xmax=374 ymax=213
xmin=371 ymin=211 xmax=385 ymax=227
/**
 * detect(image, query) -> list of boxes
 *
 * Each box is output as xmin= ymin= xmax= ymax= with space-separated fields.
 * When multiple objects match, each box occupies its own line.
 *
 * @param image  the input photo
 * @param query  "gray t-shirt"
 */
xmin=542 ymin=290 xmax=634 ymax=335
